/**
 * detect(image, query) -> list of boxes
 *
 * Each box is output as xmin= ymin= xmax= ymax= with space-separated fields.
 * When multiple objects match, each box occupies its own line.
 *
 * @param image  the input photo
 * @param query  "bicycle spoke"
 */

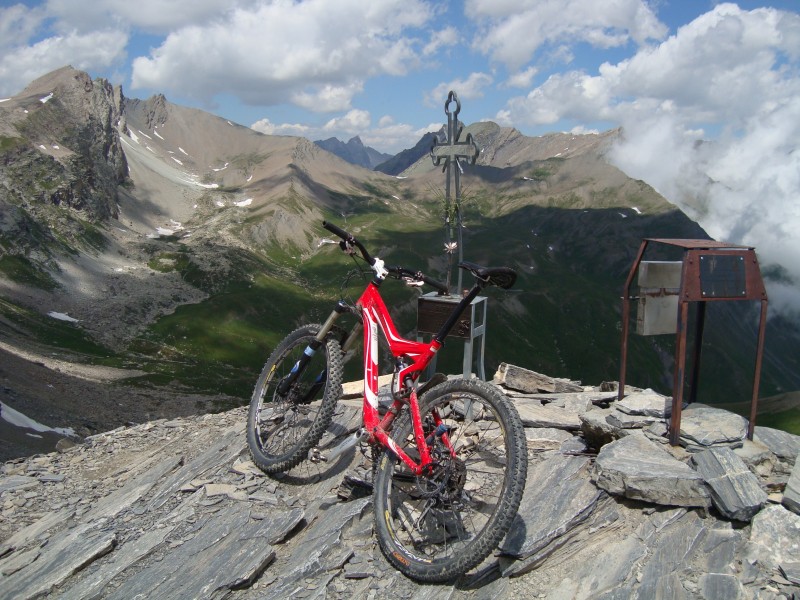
xmin=247 ymin=325 xmax=343 ymax=473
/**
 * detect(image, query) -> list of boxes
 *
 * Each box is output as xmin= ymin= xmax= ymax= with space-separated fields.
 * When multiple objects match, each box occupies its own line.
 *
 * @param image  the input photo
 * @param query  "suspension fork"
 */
xmin=276 ymin=301 xmax=349 ymax=395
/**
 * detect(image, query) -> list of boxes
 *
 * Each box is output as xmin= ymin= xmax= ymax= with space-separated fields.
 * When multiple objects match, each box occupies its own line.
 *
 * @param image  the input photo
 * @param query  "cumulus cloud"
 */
xmin=360 ymin=120 xmax=442 ymax=153
xmin=423 ymin=26 xmax=459 ymax=56
xmin=496 ymin=3 xmax=800 ymax=314
xmin=0 ymin=4 xmax=45 ymax=51
xmin=44 ymin=0 xmax=259 ymax=34
xmin=323 ymin=109 xmax=372 ymax=133
xmin=250 ymin=117 xmax=310 ymax=137
xmin=426 ymin=72 xmax=493 ymax=107
xmin=131 ymin=0 xmax=433 ymax=109
xmin=465 ymin=0 xmax=667 ymax=70
xmin=505 ymin=66 xmax=539 ymax=89
xmin=0 ymin=28 xmax=128 ymax=96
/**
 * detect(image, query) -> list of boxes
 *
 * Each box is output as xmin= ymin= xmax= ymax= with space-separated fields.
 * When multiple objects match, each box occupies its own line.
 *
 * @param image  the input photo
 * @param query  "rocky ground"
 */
xmin=1 ymin=365 xmax=799 ymax=599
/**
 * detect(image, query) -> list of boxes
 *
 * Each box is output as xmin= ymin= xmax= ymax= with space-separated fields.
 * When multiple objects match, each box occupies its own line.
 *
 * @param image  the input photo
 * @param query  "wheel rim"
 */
xmin=383 ymin=392 xmax=511 ymax=564
xmin=253 ymin=338 xmax=329 ymax=459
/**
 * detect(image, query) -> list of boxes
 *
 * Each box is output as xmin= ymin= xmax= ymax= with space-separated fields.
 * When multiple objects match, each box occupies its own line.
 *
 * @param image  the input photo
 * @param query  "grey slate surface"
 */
xmin=1 ymin=374 xmax=799 ymax=599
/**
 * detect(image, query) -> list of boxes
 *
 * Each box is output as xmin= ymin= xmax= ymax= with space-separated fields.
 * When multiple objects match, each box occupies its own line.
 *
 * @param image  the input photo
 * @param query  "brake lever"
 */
xmin=402 ymin=277 xmax=424 ymax=287
xmin=340 ymin=240 xmax=356 ymax=256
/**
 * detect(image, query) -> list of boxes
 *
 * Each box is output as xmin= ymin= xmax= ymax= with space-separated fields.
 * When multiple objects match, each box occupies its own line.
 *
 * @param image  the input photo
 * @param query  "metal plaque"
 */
xmin=699 ymin=254 xmax=746 ymax=298
xmin=417 ymin=296 xmax=471 ymax=339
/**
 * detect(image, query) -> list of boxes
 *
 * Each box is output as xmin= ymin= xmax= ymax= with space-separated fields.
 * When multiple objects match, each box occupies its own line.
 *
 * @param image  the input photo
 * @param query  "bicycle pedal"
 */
xmin=308 ymin=447 xmax=328 ymax=463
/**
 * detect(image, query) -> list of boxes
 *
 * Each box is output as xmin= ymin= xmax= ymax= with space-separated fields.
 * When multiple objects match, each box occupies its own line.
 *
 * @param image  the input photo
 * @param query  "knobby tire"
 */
xmin=372 ymin=378 xmax=527 ymax=582
xmin=247 ymin=324 xmax=343 ymax=474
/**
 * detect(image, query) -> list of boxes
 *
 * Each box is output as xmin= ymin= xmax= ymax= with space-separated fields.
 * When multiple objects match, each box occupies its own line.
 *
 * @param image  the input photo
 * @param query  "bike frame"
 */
xmin=334 ymin=274 xmax=482 ymax=476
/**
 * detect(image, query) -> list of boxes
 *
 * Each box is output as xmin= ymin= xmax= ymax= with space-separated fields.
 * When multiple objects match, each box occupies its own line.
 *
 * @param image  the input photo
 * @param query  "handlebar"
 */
xmin=323 ymin=220 xmax=374 ymax=266
xmin=322 ymin=221 xmax=449 ymax=294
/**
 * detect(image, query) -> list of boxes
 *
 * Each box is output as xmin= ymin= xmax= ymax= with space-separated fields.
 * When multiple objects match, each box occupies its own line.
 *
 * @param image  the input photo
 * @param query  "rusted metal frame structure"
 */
xmin=619 ymin=238 xmax=768 ymax=445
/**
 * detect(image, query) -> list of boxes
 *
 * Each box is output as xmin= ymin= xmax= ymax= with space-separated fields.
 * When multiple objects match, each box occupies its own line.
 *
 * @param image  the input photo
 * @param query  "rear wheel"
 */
xmin=372 ymin=378 xmax=527 ymax=582
xmin=247 ymin=324 xmax=343 ymax=473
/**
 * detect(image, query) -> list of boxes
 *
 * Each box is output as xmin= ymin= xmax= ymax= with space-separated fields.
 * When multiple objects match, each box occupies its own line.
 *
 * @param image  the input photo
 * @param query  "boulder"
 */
xmin=616 ymin=389 xmax=671 ymax=418
xmin=678 ymin=405 xmax=747 ymax=450
xmin=691 ymin=447 xmax=767 ymax=521
xmin=593 ymin=434 xmax=711 ymax=508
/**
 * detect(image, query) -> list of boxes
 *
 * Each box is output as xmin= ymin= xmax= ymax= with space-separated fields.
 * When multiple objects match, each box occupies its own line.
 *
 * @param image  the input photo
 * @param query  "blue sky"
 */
xmin=1 ymin=0 xmax=800 ymax=314
xmin=1 ymin=1 xmax=796 ymax=151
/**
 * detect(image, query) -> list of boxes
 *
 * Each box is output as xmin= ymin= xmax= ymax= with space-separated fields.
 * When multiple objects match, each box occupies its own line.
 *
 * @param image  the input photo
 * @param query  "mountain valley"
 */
xmin=1 ymin=66 xmax=799 ymax=460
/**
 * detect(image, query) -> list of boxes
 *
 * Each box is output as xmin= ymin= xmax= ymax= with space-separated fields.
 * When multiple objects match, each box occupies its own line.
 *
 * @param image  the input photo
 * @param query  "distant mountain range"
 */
xmin=314 ymin=129 xmax=446 ymax=176
xmin=1 ymin=66 xmax=798 ymax=444
xmin=314 ymin=135 xmax=392 ymax=170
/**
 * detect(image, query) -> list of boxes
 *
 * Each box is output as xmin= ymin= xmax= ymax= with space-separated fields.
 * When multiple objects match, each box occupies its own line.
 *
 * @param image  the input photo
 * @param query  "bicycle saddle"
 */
xmin=458 ymin=261 xmax=517 ymax=289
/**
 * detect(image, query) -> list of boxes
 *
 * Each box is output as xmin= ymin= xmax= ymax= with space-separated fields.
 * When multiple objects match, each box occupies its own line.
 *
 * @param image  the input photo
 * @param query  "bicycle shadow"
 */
xmin=454 ymin=514 xmax=529 ymax=591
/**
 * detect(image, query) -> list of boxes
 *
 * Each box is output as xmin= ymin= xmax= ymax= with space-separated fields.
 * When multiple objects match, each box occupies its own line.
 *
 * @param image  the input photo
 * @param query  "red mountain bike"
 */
xmin=246 ymin=221 xmax=527 ymax=582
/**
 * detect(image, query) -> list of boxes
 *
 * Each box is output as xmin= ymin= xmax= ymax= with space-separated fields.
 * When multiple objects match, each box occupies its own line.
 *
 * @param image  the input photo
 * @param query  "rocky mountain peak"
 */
xmin=136 ymin=93 xmax=170 ymax=130
xmin=0 ymin=67 xmax=129 ymax=233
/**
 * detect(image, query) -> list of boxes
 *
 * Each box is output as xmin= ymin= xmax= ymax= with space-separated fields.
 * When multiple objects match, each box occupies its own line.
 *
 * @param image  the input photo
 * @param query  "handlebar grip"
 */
xmin=323 ymin=220 xmax=351 ymax=241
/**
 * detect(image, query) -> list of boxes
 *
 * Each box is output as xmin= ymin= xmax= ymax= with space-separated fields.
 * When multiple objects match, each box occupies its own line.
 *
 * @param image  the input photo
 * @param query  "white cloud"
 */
xmin=360 ymin=121 xmax=442 ymax=154
xmin=465 ymin=0 xmax=667 ymax=70
xmin=505 ymin=66 xmax=538 ymax=89
xmin=250 ymin=117 xmax=310 ymax=137
xmin=494 ymin=3 xmax=800 ymax=312
xmin=423 ymin=26 xmax=459 ymax=56
xmin=605 ymin=6 xmax=800 ymax=314
xmin=323 ymin=109 xmax=372 ymax=133
xmin=427 ymin=72 xmax=493 ymax=107
xmin=44 ymin=0 xmax=257 ymax=34
xmin=0 ymin=28 xmax=128 ymax=96
xmin=131 ymin=0 xmax=433 ymax=110
xmin=0 ymin=4 xmax=45 ymax=51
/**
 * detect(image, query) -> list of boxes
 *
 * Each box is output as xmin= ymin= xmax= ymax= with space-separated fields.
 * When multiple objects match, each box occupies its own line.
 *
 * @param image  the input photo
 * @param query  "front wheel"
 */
xmin=373 ymin=378 xmax=527 ymax=582
xmin=247 ymin=324 xmax=343 ymax=474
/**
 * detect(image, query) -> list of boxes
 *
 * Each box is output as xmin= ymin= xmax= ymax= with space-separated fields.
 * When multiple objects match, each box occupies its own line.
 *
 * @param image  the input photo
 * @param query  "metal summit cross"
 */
xmin=430 ymin=90 xmax=480 ymax=294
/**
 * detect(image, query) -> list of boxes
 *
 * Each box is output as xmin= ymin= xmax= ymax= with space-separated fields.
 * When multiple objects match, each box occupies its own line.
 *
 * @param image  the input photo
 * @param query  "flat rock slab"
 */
xmin=514 ymin=398 xmax=582 ymax=430
xmin=259 ymin=497 xmax=371 ymax=599
xmin=606 ymin=409 xmax=657 ymax=430
xmin=0 ymin=475 xmax=39 ymax=494
xmin=0 ymin=523 xmax=117 ymax=600
xmin=678 ymin=405 xmax=747 ymax=449
xmin=636 ymin=509 xmax=741 ymax=588
xmin=524 ymin=427 xmax=574 ymax=451
xmin=580 ymin=407 xmax=622 ymax=449
xmin=593 ymin=434 xmax=711 ymax=508
xmin=691 ymin=447 xmax=767 ymax=521
xmin=106 ymin=502 xmax=304 ymax=599
xmin=495 ymin=363 xmax=583 ymax=393
xmin=500 ymin=454 xmax=602 ymax=576
xmin=754 ymin=426 xmax=800 ymax=463
xmin=616 ymin=389 xmax=671 ymax=418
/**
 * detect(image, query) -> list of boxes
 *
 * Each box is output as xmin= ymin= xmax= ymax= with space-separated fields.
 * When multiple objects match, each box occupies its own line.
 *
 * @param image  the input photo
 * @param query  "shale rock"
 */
xmin=593 ymin=434 xmax=711 ymax=507
xmin=691 ymin=447 xmax=767 ymax=521
xmin=2 ymin=369 xmax=800 ymax=599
